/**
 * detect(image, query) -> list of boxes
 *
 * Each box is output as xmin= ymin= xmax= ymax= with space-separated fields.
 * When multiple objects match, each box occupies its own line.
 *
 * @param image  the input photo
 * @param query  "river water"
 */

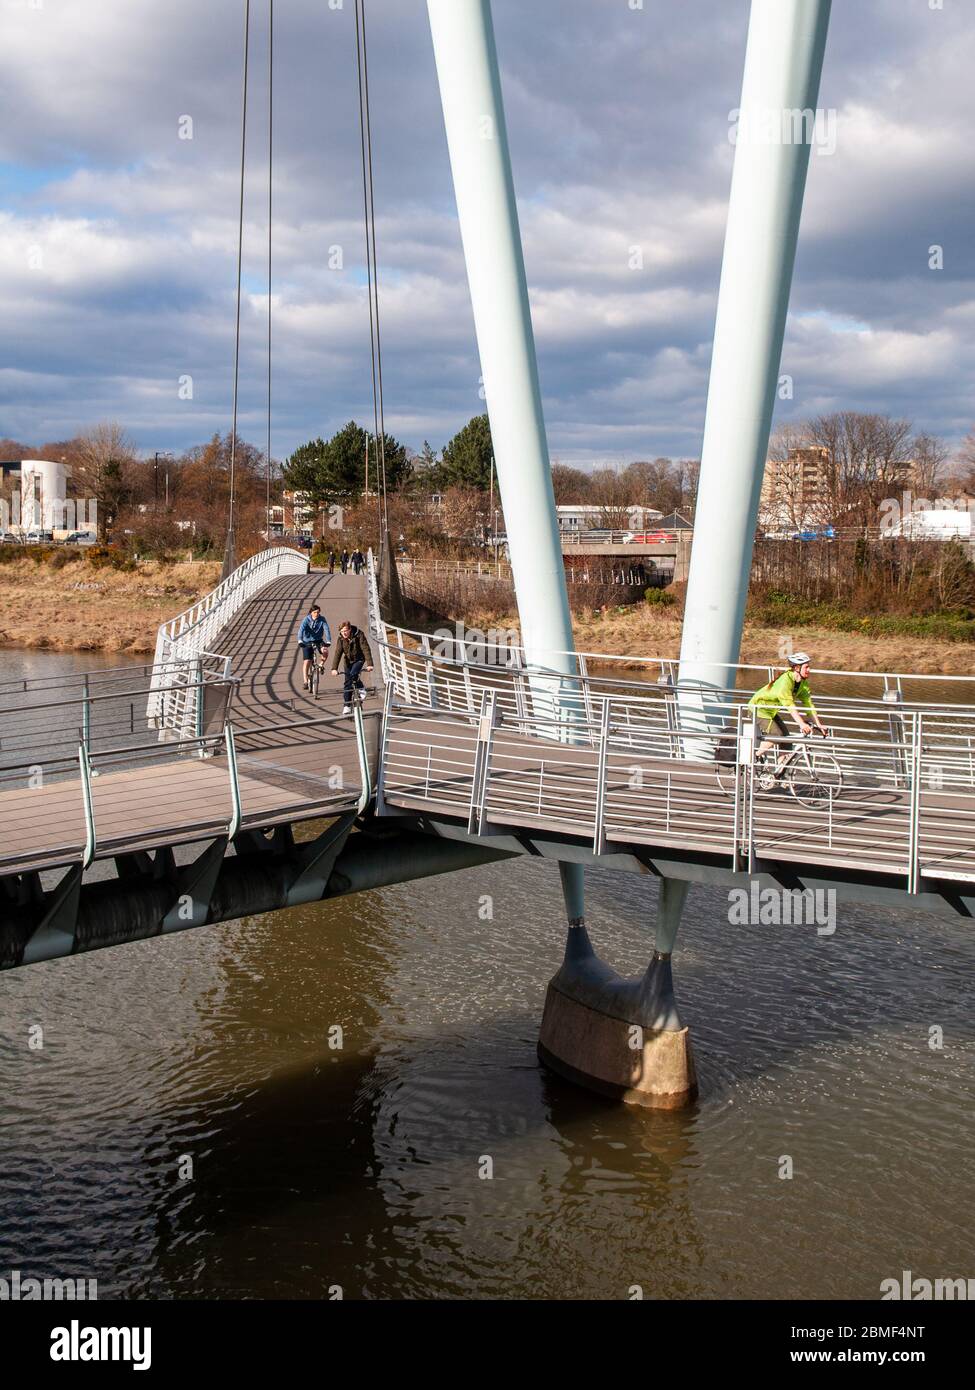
xmin=0 ymin=650 xmax=972 ymax=1300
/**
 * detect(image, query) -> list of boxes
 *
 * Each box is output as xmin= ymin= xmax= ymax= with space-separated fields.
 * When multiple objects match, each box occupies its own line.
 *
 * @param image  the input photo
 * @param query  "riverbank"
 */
xmin=0 ymin=557 xmax=221 ymax=654
xmin=1 ymin=553 xmax=972 ymax=674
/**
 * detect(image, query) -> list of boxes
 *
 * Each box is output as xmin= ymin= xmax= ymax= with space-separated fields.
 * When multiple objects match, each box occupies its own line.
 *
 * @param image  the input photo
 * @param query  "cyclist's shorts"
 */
xmin=300 ymin=642 xmax=323 ymax=661
xmin=758 ymin=712 xmax=791 ymax=749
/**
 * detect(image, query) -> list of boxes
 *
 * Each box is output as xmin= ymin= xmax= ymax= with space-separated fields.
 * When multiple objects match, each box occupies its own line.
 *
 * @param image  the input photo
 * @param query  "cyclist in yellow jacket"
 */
xmin=748 ymin=652 xmax=829 ymax=773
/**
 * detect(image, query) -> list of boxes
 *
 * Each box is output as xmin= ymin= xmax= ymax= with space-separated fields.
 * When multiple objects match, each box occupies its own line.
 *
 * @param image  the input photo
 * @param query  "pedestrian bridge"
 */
xmin=1 ymin=547 xmax=974 ymax=970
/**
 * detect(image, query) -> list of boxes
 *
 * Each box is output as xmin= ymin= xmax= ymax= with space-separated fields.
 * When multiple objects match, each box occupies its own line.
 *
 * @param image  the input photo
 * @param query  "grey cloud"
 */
xmin=0 ymin=0 xmax=971 ymax=465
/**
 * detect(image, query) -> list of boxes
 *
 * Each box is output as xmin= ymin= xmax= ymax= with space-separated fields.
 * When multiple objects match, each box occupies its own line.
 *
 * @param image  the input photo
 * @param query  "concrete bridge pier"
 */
xmin=538 ymin=874 xmax=697 ymax=1110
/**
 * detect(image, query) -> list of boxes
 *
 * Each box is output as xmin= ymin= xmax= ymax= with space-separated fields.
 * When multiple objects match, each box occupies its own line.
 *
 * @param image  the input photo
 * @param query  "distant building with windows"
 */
xmin=0 ymin=458 xmax=91 ymax=535
xmin=555 ymin=504 xmax=662 ymax=532
xmin=761 ymin=445 xmax=923 ymax=528
xmin=760 ymin=447 xmax=829 ymax=526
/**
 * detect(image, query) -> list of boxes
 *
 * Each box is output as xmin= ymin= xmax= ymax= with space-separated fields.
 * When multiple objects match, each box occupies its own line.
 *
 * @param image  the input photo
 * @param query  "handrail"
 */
xmin=153 ymin=546 xmax=309 ymax=650
xmin=378 ymin=686 xmax=975 ymax=892
xmin=371 ymin=614 xmax=975 ymax=704
xmin=1 ymin=665 xmax=232 ymax=722
xmin=149 ymin=545 xmax=308 ymax=737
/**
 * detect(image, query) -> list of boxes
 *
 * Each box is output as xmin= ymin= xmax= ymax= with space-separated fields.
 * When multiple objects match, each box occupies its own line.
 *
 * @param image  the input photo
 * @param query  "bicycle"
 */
xmin=340 ymin=677 xmax=371 ymax=713
xmin=307 ymin=645 xmax=329 ymax=699
xmin=715 ymin=727 xmax=842 ymax=807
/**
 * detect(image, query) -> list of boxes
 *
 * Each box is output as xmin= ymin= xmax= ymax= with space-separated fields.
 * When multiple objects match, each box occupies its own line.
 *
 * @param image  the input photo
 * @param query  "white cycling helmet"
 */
xmin=788 ymin=651 xmax=811 ymax=667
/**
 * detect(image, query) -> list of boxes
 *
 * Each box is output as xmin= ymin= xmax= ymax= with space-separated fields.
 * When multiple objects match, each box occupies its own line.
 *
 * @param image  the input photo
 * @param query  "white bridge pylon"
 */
xmin=679 ymin=0 xmax=832 ymax=742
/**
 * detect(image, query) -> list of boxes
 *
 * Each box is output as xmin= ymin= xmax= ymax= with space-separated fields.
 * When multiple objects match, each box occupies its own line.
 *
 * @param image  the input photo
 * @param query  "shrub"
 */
xmin=48 ymin=548 xmax=83 ymax=570
xmin=85 ymin=545 xmax=137 ymax=573
xmin=645 ymin=587 xmax=676 ymax=607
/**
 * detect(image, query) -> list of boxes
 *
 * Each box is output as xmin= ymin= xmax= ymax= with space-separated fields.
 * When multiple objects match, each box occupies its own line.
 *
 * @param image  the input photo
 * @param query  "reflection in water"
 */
xmin=0 ymin=651 xmax=973 ymax=1299
xmin=2 ymin=856 xmax=972 ymax=1300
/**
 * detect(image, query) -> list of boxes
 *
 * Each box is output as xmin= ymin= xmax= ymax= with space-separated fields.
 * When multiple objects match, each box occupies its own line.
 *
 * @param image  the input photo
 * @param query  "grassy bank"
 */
xmin=0 ymin=556 xmax=222 ymax=654
xmin=445 ymin=601 xmax=975 ymax=676
xmin=399 ymin=567 xmax=975 ymax=675
xmin=4 ymin=548 xmax=973 ymax=675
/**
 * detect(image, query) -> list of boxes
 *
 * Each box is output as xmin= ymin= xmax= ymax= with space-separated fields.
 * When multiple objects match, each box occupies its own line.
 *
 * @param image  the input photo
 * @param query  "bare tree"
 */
xmin=761 ymin=424 xmax=816 ymax=529
xmin=956 ymin=427 xmax=975 ymax=493
xmin=911 ymin=433 xmax=950 ymax=500
xmin=589 ymin=466 xmax=632 ymax=529
xmin=71 ymin=423 xmax=137 ymax=541
xmin=805 ymin=411 xmax=915 ymax=521
xmin=550 ymin=463 xmax=592 ymax=505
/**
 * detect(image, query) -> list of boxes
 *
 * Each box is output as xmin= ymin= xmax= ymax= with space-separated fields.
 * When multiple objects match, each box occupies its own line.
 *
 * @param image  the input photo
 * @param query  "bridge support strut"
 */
xmin=538 ymin=875 xmax=696 ymax=1110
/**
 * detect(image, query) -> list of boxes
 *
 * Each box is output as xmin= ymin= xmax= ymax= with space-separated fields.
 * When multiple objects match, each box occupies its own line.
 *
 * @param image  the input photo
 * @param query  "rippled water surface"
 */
xmin=1 ymin=651 xmax=973 ymax=1299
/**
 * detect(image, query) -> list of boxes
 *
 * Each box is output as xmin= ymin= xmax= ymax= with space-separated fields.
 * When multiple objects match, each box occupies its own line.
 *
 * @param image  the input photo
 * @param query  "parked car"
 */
xmin=0 ymin=531 xmax=23 ymax=545
xmin=764 ymin=526 xmax=834 ymax=541
xmin=64 ymin=531 xmax=97 ymax=546
xmin=623 ymin=530 xmax=674 ymax=544
xmin=25 ymin=529 xmax=54 ymax=544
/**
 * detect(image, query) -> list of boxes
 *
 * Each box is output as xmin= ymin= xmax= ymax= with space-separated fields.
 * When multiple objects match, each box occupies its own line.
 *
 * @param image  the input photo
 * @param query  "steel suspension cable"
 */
xmin=225 ymin=0 xmax=252 ymax=579
xmin=265 ymin=0 xmax=273 ymax=541
xmin=354 ymin=0 xmax=388 ymax=539
xmin=360 ymin=0 xmax=389 ymax=535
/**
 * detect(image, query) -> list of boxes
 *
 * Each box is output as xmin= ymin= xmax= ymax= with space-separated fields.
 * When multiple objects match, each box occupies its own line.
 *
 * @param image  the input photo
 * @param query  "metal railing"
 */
xmin=400 ymin=557 xmax=513 ymax=580
xmin=378 ymin=686 xmax=975 ymax=893
xmin=0 ymin=703 xmax=379 ymax=879
xmin=148 ymin=545 xmax=309 ymax=735
xmin=365 ymin=548 xmax=385 ymax=657
xmin=369 ymin=612 xmax=975 ymax=709
xmin=0 ymin=661 xmax=237 ymax=773
xmin=560 ymin=529 xmax=681 ymax=545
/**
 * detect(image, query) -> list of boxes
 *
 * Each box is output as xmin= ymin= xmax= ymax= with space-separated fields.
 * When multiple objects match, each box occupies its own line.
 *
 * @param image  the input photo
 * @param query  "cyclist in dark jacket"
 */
xmin=331 ymin=621 xmax=374 ymax=712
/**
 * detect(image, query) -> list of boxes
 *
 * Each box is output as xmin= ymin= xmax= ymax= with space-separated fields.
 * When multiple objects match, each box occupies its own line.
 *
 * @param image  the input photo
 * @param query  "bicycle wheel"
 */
xmin=716 ymin=752 xmax=778 ymax=796
xmin=788 ymin=750 xmax=842 ymax=807
xmin=312 ymin=662 xmax=321 ymax=699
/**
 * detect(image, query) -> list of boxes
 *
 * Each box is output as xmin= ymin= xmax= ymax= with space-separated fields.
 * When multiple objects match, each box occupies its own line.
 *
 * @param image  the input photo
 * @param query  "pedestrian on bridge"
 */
xmin=340 ymin=549 xmax=350 ymax=575
xmin=331 ymin=620 xmax=374 ymax=714
xmin=351 ymin=547 xmax=364 ymax=575
xmin=327 ymin=550 xmax=336 ymax=575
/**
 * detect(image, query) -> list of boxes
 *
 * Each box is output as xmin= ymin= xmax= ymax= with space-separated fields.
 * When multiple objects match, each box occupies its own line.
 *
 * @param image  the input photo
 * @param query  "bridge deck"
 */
xmin=0 ymin=568 xmax=381 ymax=877
xmin=381 ymin=707 xmax=975 ymax=886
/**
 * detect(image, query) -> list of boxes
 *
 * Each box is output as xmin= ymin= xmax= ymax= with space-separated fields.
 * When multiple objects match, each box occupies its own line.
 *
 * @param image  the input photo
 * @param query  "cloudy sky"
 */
xmin=1 ymin=0 xmax=972 ymax=467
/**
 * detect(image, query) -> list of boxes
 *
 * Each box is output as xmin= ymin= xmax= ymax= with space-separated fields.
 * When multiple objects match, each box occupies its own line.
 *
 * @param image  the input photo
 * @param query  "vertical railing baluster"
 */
xmin=352 ymin=702 xmax=373 ymax=812
xmin=374 ymin=682 xmax=395 ymax=816
xmin=592 ymin=697 xmax=611 ymax=854
xmin=225 ymin=723 xmax=242 ymax=839
xmin=82 ymin=675 xmax=91 ymax=752
xmin=908 ymin=711 xmax=923 ymax=893
xmin=79 ymin=743 xmax=96 ymax=868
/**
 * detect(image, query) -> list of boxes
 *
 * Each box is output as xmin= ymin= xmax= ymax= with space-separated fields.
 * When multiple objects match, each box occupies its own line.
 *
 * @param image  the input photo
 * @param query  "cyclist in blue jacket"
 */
xmin=297 ymin=603 xmax=331 ymax=691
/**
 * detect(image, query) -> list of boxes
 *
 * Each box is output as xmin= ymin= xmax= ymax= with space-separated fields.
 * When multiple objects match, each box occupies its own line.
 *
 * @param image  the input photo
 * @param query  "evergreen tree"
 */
xmin=439 ymin=414 xmax=494 ymax=490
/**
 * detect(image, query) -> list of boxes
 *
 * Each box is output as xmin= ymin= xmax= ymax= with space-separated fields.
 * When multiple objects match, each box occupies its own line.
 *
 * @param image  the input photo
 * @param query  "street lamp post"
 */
xmin=154 ymin=452 xmax=173 ymax=512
